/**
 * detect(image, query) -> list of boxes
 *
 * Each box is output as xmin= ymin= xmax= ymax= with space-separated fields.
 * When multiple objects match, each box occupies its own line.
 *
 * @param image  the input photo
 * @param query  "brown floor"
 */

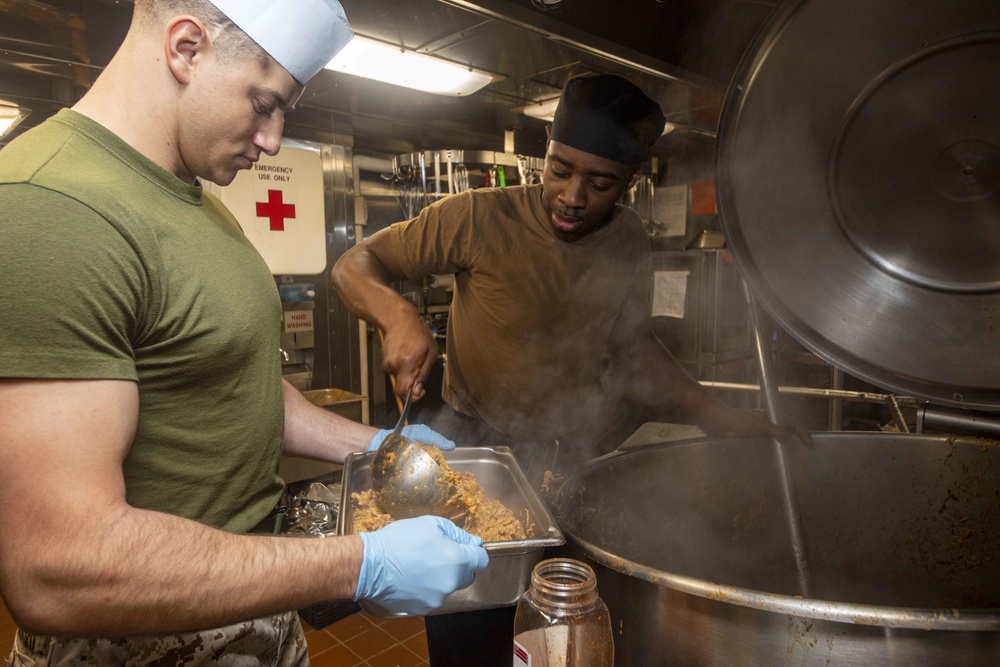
xmin=301 ymin=611 xmax=429 ymax=667
xmin=0 ymin=597 xmax=428 ymax=667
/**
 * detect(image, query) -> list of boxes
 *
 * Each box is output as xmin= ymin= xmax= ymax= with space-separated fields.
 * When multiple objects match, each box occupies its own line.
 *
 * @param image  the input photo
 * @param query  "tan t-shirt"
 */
xmin=391 ymin=185 xmax=650 ymax=440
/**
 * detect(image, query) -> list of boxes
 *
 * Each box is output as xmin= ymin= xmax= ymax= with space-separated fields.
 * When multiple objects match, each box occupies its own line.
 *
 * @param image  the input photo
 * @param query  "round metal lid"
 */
xmin=717 ymin=0 xmax=1000 ymax=410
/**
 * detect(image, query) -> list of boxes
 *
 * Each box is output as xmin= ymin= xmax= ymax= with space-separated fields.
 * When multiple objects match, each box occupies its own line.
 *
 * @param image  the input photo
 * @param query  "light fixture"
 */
xmin=324 ymin=35 xmax=495 ymax=97
xmin=515 ymin=97 xmax=561 ymax=122
xmin=0 ymin=102 xmax=30 ymax=140
xmin=515 ymin=96 xmax=677 ymax=135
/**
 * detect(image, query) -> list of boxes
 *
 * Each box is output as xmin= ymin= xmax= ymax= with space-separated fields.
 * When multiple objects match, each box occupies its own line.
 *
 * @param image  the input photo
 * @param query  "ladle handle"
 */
xmin=390 ymin=387 xmax=413 ymax=438
xmin=378 ymin=328 xmax=408 ymax=423
xmin=388 ymin=374 xmax=406 ymax=423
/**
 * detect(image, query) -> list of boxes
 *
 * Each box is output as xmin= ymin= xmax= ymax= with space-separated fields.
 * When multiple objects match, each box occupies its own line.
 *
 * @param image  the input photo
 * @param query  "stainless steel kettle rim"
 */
xmin=568 ymin=527 xmax=999 ymax=632
xmin=561 ymin=432 xmax=1000 ymax=636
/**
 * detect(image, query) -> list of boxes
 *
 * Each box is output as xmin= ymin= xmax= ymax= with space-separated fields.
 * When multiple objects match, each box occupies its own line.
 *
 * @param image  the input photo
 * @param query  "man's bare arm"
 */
xmin=332 ymin=228 xmax=438 ymax=398
xmin=0 ymin=378 xmax=363 ymax=636
xmin=280 ymin=379 xmax=378 ymax=461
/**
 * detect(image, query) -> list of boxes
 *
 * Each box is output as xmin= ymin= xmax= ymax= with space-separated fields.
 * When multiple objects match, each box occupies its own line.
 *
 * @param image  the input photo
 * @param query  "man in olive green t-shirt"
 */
xmin=0 ymin=0 xmax=486 ymax=662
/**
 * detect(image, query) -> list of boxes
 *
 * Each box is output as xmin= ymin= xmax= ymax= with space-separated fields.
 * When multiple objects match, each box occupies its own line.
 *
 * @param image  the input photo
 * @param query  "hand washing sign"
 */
xmin=284 ymin=309 xmax=314 ymax=333
xmin=214 ymin=140 xmax=327 ymax=275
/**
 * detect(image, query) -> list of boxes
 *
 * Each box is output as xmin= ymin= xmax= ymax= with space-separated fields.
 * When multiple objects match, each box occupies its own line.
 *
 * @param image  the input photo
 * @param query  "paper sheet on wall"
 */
xmin=652 ymin=270 xmax=690 ymax=318
xmin=653 ymin=184 xmax=688 ymax=237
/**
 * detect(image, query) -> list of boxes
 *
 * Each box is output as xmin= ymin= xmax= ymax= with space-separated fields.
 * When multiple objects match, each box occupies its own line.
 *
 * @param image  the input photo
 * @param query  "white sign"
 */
xmin=654 ymin=184 xmax=689 ymax=237
xmin=652 ymin=270 xmax=690 ymax=319
xmin=283 ymin=309 xmax=314 ymax=333
xmin=216 ymin=141 xmax=327 ymax=275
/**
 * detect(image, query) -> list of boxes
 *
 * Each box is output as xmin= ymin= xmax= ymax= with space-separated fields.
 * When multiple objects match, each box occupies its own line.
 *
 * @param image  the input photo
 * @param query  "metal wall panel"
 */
xmin=316 ymin=144 xmax=360 ymax=396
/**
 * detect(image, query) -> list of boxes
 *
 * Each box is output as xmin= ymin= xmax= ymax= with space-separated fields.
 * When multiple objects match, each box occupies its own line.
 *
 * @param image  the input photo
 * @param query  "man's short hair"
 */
xmin=133 ymin=0 xmax=271 ymax=67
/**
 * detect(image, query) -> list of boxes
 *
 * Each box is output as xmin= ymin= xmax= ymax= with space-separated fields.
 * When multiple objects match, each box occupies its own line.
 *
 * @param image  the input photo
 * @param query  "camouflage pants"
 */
xmin=6 ymin=611 xmax=309 ymax=667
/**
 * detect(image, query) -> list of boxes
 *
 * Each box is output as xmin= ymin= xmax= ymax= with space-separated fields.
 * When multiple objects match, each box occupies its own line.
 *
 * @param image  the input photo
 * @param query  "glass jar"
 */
xmin=513 ymin=558 xmax=614 ymax=667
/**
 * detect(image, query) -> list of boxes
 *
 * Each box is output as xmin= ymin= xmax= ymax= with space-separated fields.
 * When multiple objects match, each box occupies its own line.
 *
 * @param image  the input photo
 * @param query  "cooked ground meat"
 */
xmin=353 ymin=444 xmax=528 ymax=542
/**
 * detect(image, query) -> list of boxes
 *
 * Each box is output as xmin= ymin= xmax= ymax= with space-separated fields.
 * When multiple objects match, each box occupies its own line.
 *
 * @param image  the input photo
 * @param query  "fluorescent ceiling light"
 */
xmin=515 ymin=97 xmax=561 ymax=121
xmin=0 ymin=103 xmax=30 ymax=140
xmin=515 ymin=96 xmax=676 ymax=135
xmin=324 ymin=35 xmax=494 ymax=96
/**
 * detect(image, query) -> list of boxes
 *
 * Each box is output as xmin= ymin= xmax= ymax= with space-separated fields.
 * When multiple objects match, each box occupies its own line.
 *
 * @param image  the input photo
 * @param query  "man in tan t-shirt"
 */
xmin=335 ymin=75 xmax=797 ymax=467
xmin=333 ymin=73 xmax=803 ymax=667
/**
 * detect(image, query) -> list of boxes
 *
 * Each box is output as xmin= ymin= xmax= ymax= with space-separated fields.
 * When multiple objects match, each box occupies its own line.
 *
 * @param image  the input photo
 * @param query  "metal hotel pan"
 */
xmin=338 ymin=446 xmax=564 ymax=617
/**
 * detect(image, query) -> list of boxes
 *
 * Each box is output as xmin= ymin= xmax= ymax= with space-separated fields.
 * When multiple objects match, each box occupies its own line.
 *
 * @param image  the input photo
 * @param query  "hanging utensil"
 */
xmin=447 ymin=152 xmax=455 ymax=195
xmin=418 ymin=151 xmax=429 ymax=210
xmin=454 ymin=162 xmax=469 ymax=192
xmin=434 ymin=151 xmax=441 ymax=199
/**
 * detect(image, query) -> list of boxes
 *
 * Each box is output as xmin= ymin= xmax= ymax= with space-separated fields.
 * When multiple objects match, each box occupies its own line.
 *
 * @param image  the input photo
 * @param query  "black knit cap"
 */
xmin=550 ymin=74 xmax=666 ymax=167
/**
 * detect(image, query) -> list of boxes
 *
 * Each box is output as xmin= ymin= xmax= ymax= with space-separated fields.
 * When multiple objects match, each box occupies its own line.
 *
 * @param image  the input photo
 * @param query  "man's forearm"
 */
xmin=10 ymin=504 xmax=363 ymax=637
xmin=332 ymin=236 xmax=442 ymax=395
xmin=0 ymin=379 xmax=361 ymax=638
xmin=280 ymin=379 xmax=375 ymax=461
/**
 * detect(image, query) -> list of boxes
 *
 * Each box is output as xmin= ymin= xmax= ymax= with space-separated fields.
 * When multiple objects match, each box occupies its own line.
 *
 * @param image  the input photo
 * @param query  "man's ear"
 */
xmin=626 ymin=170 xmax=641 ymax=190
xmin=164 ymin=16 xmax=210 ymax=86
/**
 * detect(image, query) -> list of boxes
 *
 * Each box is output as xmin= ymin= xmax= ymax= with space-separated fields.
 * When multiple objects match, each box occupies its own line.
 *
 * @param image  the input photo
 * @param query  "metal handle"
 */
xmin=746 ymin=284 xmax=814 ymax=599
xmin=391 ymin=386 xmax=413 ymax=438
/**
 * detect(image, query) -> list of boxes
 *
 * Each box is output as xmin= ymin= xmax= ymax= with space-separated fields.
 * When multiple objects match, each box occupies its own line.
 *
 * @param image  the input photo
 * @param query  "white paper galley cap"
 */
xmin=205 ymin=0 xmax=354 ymax=84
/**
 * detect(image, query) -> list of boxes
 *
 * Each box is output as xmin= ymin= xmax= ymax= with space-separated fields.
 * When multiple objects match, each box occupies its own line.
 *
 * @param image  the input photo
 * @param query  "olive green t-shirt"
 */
xmin=391 ymin=185 xmax=650 ymax=441
xmin=0 ymin=110 xmax=285 ymax=533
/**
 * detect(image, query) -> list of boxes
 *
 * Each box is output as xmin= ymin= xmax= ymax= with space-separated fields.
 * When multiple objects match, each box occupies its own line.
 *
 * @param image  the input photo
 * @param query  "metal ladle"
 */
xmin=370 ymin=387 xmax=464 ymax=522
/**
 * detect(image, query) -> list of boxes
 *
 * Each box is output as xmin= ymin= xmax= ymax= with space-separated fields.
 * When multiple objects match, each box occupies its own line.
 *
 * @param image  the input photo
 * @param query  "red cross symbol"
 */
xmin=256 ymin=189 xmax=296 ymax=231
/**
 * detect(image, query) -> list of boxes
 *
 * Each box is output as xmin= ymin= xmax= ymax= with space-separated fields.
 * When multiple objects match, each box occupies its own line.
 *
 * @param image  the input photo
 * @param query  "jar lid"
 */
xmin=716 ymin=0 xmax=1000 ymax=409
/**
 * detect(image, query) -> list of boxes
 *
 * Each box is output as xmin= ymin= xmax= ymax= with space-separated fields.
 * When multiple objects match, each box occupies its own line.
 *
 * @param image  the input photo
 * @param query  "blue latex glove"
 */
xmin=368 ymin=424 xmax=456 ymax=452
xmin=354 ymin=515 xmax=490 ymax=615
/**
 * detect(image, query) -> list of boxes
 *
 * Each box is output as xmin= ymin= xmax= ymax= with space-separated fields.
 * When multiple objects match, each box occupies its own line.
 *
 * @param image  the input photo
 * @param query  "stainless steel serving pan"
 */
xmin=338 ymin=446 xmax=564 ymax=617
